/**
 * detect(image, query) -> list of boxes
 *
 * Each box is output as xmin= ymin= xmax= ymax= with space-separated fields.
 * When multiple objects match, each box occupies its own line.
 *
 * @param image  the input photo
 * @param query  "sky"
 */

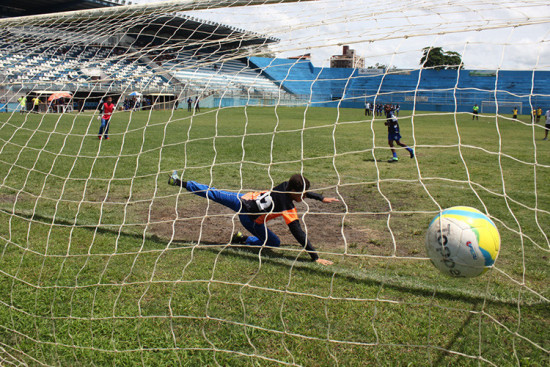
xmin=130 ymin=0 xmax=550 ymax=70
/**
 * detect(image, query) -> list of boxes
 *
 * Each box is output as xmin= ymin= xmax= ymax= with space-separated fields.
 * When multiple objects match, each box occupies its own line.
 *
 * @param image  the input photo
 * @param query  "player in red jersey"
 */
xmin=98 ymin=96 xmax=115 ymax=140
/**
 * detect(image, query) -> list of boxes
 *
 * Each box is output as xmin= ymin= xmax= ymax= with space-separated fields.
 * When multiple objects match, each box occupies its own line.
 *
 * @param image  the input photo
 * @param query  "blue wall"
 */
xmin=248 ymin=57 xmax=550 ymax=112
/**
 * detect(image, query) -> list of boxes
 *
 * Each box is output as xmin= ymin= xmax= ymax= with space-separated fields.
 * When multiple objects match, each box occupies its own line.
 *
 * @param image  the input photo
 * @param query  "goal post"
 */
xmin=480 ymin=100 xmax=522 ymax=115
xmin=0 ymin=0 xmax=548 ymax=366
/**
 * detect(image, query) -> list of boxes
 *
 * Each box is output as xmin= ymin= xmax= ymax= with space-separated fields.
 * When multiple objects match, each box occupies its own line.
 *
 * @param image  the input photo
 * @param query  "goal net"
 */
xmin=0 ymin=0 xmax=548 ymax=365
xmin=481 ymin=101 xmax=522 ymax=115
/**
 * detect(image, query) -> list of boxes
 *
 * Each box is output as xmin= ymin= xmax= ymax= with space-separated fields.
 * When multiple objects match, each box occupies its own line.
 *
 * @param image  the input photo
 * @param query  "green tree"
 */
xmin=367 ymin=63 xmax=387 ymax=69
xmin=366 ymin=63 xmax=397 ymax=70
xmin=420 ymin=47 xmax=463 ymax=70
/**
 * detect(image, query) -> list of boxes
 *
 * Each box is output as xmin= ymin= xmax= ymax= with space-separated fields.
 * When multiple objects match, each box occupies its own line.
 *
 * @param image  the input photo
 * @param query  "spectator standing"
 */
xmin=536 ymin=107 xmax=542 ymax=123
xmin=194 ymin=96 xmax=200 ymax=113
xmin=18 ymin=95 xmax=27 ymax=113
xmin=32 ymin=97 xmax=40 ymax=113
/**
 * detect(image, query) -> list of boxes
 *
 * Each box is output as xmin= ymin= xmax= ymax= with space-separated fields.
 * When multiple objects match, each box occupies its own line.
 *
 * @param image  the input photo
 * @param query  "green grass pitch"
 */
xmin=0 ymin=106 xmax=548 ymax=365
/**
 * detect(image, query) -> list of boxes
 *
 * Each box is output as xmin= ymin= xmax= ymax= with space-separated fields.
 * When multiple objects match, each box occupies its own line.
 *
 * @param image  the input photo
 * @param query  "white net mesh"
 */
xmin=0 ymin=0 xmax=548 ymax=365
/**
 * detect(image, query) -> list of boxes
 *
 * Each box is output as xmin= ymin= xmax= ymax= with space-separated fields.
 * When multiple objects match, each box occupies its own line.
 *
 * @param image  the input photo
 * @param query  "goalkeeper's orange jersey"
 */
xmin=240 ymin=181 xmax=323 ymax=225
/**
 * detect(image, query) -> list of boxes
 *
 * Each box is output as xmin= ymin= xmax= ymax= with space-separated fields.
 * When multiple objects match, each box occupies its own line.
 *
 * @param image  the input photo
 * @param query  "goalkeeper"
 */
xmin=168 ymin=172 xmax=339 ymax=265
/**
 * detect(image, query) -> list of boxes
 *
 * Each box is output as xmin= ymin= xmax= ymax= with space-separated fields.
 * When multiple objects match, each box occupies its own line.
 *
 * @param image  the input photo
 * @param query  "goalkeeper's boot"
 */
xmin=409 ymin=149 xmax=415 ymax=159
xmin=388 ymin=157 xmax=398 ymax=163
xmin=231 ymin=231 xmax=248 ymax=244
xmin=168 ymin=170 xmax=180 ymax=186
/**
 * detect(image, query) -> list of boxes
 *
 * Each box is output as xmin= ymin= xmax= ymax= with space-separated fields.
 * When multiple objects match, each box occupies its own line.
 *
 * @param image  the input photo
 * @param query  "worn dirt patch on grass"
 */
xmin=143 ymin=185 xmax=422 ymax=258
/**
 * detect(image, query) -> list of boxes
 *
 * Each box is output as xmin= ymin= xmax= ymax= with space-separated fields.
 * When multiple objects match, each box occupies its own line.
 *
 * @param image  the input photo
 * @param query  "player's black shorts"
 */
xmin=388 ymin=133 xmax=402 ymax=141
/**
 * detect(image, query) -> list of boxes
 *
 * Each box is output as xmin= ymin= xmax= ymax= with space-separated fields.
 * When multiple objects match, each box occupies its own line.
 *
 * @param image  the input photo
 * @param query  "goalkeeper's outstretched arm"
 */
xmin=288 ymin=220 xmax=333 ymax=265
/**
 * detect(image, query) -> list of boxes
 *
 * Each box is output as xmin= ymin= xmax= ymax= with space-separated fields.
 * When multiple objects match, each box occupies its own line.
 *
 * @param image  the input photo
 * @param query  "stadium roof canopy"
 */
xmin=0 ymin=0 xmax=123 ymax=18
xmin=0 ymin=0 xmax=279 ymax=53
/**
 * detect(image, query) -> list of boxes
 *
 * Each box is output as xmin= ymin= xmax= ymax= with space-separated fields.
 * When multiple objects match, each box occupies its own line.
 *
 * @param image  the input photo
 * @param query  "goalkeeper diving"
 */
xmin=168 ymin=172 xmax=339 ymax=265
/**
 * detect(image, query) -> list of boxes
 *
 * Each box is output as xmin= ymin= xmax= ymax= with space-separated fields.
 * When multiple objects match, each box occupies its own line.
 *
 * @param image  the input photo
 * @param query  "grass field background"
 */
xmin=0 ymin=106 xmax=548 ymax=366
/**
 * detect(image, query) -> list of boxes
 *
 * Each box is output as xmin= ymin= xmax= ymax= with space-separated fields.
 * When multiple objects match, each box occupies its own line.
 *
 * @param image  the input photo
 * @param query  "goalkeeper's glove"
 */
xmin=168 ymin=170 xmax=181 ymax=186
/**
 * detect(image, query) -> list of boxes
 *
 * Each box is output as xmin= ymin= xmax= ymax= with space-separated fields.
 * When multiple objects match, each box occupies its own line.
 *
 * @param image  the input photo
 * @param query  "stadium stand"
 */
xmin=248 ymin=57 xmax=550 ymax=112
xmin=0 ymin=0 xmax=288 ymax=111
xmin=0 ymin=45 xmax=171 ymax=92
xmin=163 ymin=54 xmax=286 ymax=98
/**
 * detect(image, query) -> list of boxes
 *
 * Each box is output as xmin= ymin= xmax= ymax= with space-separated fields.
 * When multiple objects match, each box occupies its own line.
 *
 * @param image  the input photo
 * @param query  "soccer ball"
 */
xmin=425 ymin=206 xmax=500 ymax=277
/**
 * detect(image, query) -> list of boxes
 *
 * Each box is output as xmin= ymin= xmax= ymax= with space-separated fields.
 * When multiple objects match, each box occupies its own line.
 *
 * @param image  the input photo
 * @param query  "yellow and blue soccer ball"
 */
xmin=425 ymin=206 xmax=500 ymax=277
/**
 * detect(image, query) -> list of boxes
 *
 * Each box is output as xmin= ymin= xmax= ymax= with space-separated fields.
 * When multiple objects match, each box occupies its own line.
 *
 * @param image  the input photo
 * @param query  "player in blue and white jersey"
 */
xmin=385 ymin=104 xmax=414 ymax=162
